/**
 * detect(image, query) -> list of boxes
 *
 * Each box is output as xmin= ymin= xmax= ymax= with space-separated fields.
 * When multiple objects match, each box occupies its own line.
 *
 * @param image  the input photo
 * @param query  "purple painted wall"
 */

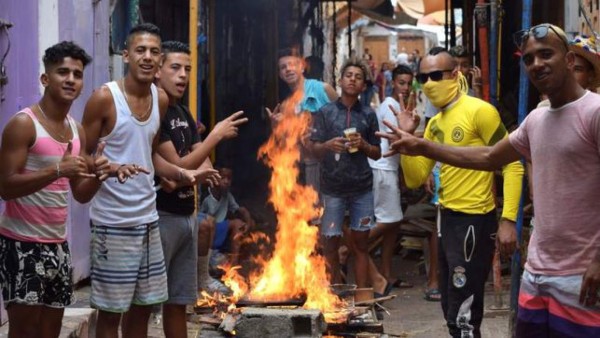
xmin=0 ymin=0 xmax=40 ymax=123
xmin=0 ymin=0 xmax=111 ymax=286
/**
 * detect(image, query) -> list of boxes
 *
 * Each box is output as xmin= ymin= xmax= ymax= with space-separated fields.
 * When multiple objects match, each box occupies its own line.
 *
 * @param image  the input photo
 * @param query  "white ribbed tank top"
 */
xmin=90 ymin=81 xmax=160 ymax=226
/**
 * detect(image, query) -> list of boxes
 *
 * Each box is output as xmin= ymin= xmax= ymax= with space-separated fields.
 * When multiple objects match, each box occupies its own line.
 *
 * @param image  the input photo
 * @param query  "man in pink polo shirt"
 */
xmin=378 ymin=24 xmax=600 ymax=337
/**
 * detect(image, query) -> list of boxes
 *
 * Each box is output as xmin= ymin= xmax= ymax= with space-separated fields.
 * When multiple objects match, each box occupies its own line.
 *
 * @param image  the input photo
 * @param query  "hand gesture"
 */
xmin=580 ymin=260 xmax=600 ymax=307
xmin=496 ymin=219 xmax=518 ymax=258
xmin=375 ymin=119 xmax=421 ymax=157
xmin=212 ymin=111 xmax=248 ymax=140
xmin=469 ymin=66 xmax=482 ymax=88
xmin=325 ymin=137 xmax=347 ymax=154
xmin=391 ymin=94 xmax=420 ymax=134
xmin=266 ymin=104 xmax=282 ymax=126
xmin=59 ymin=142 xmax=94 ymax=179
xmin=116 ymin=163 xmax=150 ymax=184
xmin=195 ymin=168 xmax=221 ymax=188
xmin=178 ymin=168 xmax=197 ymax=185
xmin=93 ymin=142 xmax=110 ymax=182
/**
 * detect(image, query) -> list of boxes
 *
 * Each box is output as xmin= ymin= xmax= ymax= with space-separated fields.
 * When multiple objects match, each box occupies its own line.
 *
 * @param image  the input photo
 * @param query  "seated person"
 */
xmin=198 ymin=166 xmax=254 ymax=271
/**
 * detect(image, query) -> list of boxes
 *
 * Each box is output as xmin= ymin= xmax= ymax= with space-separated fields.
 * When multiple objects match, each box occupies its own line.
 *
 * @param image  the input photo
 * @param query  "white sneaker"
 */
xmin=201 ymin=277 xmax=232 ymax=295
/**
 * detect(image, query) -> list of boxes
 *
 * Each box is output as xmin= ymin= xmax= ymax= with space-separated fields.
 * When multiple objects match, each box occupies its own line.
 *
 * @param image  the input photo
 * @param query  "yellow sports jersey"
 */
xmin=401 ymin=95 xmax=523 ymax=221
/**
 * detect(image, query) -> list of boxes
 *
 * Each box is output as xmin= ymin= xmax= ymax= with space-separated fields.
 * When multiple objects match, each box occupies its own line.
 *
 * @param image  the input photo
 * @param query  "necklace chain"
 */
xmin=121 ymin=79 xmax=152 ymax=121
xmin=37 ymin=103 xmax=70 ymax=142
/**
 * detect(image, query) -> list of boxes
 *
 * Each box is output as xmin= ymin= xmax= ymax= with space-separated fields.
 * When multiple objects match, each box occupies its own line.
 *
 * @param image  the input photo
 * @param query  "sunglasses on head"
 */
xmin=416 ymin=69 xmax=454 ymax=84
xmin=513 ymin=24 xmax=569 ymax=50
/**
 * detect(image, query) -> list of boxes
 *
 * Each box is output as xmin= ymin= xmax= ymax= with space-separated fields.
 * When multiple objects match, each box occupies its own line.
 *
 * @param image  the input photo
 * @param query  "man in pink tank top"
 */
xmin=379 ymin=24 xmax=600 ymax=337
xmin=0 ymin=41 xmax=110 ymax=338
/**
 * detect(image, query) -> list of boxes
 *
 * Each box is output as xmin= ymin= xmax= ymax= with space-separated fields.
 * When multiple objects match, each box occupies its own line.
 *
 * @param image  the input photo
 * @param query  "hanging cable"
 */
xmin=347 ymin=0 xmax=352 ymax=58
xmin=332 ymin=1 xmax=337 ymax=86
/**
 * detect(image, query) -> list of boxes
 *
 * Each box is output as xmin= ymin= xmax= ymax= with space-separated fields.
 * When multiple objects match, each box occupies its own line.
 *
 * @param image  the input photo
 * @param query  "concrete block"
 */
xmin=234 ymin=308 xmax=326 ymax=338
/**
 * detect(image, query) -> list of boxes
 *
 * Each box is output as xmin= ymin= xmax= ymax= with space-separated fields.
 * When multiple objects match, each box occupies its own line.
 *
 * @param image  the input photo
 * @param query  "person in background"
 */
xmin=368 ymin=64 xmax=415 ymax=289
xmin=198 ymin=166 xmax=254 ymax=270
xmin=308 ymin=58 xmax=382 ymax=302
xmin=448 ymin=45 xmax=482 ymax=99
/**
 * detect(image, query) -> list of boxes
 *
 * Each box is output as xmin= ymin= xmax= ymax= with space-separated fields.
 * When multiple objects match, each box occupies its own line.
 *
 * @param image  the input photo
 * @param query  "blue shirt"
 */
xmin=300 ymin=79 xmax=331 ymax=113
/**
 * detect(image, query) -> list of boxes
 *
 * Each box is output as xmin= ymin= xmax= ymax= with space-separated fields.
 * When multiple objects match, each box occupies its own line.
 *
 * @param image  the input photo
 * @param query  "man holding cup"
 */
xmin=308 ymin=58 xmax=381 ymax=301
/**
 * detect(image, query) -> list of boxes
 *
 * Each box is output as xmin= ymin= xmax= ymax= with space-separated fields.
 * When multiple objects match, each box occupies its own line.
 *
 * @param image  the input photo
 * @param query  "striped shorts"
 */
xmin=90 ymin=222 xmax=167 ymax=313
xmin=517 ymin=269 xmax=600 ymax=337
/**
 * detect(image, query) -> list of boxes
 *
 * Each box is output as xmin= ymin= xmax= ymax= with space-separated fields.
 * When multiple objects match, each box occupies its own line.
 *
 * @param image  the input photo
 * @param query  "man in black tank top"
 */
xmin=153 ymin=41 xmax=248 ymax=337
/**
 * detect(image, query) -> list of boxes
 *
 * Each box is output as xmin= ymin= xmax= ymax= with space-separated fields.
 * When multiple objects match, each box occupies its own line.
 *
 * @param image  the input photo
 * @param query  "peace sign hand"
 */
xmin=391 ymin=93 xmax=420 ymax=134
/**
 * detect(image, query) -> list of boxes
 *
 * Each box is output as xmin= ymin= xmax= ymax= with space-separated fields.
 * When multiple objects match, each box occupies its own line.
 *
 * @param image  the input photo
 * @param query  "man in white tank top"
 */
xmin=0 ymin=42 xmax=110 ymax=338
xmin=81 ymin=24 xmax=198 ymax=338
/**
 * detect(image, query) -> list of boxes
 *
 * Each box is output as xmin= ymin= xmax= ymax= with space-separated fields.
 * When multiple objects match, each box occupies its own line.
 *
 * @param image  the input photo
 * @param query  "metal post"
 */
xmin=510 ymin=0 xmax=533 ymax=335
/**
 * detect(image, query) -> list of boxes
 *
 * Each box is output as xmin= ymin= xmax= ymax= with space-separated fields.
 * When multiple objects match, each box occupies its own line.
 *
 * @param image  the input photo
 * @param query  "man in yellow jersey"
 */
xmin=385 ymin=47 xmax=524 ymax=338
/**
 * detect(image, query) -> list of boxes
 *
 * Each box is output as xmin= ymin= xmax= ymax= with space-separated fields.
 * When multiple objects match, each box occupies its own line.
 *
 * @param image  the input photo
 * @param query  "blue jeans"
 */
xmin=320 ymin=191 xmax=375 ymax=237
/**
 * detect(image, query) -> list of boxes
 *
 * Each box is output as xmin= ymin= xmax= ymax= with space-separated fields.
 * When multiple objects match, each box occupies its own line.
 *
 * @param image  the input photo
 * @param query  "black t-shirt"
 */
xmin=156 ymin=103 xmax=200 ymax=215
xmin=311 ymin=100 xmax=380 ymax=197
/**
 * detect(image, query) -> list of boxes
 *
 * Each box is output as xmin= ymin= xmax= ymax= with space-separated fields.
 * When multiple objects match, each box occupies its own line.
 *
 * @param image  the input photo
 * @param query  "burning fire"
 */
xmin=198 ymin=88 xmax=345 ymax=321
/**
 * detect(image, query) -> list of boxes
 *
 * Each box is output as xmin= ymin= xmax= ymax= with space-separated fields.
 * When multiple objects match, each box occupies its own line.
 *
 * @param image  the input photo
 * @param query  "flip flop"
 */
xmin=391 ymin=278 xmax=413 ymax=289
xmin=424 ymin=288 xmax=441 ymax=302
xmin=374 ymin=280 xmax=394 ymax=299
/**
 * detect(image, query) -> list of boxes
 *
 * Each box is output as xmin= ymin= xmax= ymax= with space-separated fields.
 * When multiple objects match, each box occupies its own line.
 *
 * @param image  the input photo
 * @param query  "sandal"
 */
xmin=391 ymin=278 xmax=413 ymax=289
xmin=374 ymin=280 xmax=393 ymax=299
xmin=424 ymin=288 xmax=441 ymax=302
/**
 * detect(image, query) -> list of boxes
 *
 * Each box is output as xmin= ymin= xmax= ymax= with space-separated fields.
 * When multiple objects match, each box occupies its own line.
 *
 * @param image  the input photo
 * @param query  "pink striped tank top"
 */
xmin=0 ymin=108 xmax=80 ymax=243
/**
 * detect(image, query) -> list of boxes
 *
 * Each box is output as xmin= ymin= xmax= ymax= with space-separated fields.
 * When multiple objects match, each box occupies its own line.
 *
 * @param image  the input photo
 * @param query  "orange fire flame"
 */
xmin=198 ymin=88 xmax=345 ymax=321
xmin=251 ymin=89 xmax=342 ymax=313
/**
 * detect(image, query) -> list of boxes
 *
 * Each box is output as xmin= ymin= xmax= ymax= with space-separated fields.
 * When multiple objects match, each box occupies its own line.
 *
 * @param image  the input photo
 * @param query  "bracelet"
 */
xmin=56 ymin=162 xmax=61 ymax=178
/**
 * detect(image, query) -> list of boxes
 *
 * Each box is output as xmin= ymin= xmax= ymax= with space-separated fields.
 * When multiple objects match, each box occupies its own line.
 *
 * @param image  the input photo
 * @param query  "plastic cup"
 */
xmin=343 ymin=127 xmax=359 ymax=153
xmin=331 ymin=283 xmax=357 ymax=310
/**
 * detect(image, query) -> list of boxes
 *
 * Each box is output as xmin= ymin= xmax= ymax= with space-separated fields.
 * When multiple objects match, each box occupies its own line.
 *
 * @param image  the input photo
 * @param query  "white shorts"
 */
xmin=372 ymin=169 xmax=403 ymax=223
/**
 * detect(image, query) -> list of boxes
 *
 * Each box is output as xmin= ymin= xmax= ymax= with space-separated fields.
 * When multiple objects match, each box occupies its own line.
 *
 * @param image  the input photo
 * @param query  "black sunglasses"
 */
xmin=416 ymin=69 xmax=454 ymax=84
xmin=513 ymin=24 xmax=569 ymax=50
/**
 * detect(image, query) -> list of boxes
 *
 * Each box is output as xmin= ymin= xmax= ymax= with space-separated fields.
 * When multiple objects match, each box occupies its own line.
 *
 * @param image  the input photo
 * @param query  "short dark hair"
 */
xmin=43 ymin=41 xmax=92 ymax=70
xmin=278 ymin=47 xmax=302 ymax=60
xmin=392 ymin=64 xmax=413 ymax=80
xmin=126 ymin=23 xmax=161 ymax=48
xmin=341 ymin=57 xmax=371 ymax=82
xmin=425 ymin=46 xmax=457 ymax=68
xmin=161 ymin=41 xmax=190 ymax=56
xmin=449 ymin=45 xmax=470 ymax=58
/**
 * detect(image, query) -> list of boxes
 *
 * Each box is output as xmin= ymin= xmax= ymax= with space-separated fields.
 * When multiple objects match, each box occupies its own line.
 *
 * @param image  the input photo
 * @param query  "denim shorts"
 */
xmin=320 ymin=190 xmax=375 ymax=237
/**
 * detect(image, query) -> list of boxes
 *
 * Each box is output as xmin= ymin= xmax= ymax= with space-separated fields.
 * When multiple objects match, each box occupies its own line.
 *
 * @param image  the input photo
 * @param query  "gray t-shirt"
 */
xmin=199 ymin=189 xmax=239 ymax=222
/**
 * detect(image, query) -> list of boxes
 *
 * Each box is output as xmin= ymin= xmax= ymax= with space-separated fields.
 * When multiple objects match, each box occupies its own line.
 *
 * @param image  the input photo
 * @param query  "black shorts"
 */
xmin=0 ymin=234 xmax=73 ymax=308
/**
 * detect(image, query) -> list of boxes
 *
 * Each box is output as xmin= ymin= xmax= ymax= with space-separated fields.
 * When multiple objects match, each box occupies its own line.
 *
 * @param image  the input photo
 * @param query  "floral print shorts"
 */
xmin=0 ymin=235 xmax=73 ymax=308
